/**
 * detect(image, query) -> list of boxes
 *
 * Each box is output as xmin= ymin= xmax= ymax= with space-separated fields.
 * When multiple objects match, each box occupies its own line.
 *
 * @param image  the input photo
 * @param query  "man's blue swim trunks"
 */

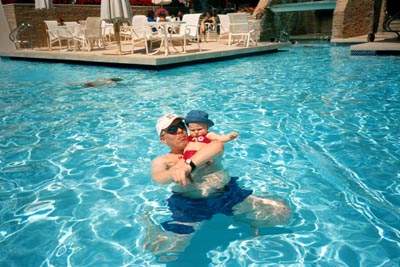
xmin=161 ymin=177 xmax=252 ymax=234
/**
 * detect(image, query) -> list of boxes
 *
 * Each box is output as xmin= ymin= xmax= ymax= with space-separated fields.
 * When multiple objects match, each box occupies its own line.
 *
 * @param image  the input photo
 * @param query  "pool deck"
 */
xmin=332 ymin=33 xmax=400 ymax=56
xmin=0 ymin=38 xmax=291 ymax=70
xmin=292 ymin=32 xmax=400 ymax=56
xmin=1 ymin=33 xmax=399 ymax=69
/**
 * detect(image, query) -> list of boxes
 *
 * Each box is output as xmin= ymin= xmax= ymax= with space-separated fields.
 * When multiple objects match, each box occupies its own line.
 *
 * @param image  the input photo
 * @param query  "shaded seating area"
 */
xmin=129 ymin=13 xmax=202 ymax=55
xmin=40 ymin=12 xmax=260 ymax=56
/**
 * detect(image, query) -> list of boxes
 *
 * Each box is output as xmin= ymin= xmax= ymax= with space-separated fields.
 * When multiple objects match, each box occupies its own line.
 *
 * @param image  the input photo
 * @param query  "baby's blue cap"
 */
xmin=185 ymin=110 xmax=214 ymax=127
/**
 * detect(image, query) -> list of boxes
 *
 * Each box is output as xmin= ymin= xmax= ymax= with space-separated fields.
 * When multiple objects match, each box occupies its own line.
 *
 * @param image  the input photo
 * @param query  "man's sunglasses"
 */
xmin=163 ymin=121 xmax=186 ymax=135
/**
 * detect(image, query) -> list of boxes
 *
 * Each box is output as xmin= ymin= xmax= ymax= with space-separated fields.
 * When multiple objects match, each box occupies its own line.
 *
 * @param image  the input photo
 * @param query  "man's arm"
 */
xmin=174 ymin=141 xmax=224 ymax=187
xmin=189 ymin=140 xmax=224 ymax=167
xmin=151 ymin=156 xmax=186 ymax=185
xmin=151 ymin=141 xmax=224 ymax=186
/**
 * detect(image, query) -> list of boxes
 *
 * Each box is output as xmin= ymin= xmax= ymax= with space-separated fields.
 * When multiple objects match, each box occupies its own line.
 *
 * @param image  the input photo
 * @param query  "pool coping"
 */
xmin=0 ymin=40 xmax=292 ymax=70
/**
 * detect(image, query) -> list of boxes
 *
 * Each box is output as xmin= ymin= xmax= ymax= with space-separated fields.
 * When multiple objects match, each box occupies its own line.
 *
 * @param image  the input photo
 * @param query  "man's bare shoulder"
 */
xmin=152 ymin=153 xmax=172 ymax=163
xmin=151 ymin=154 xmax=167 ymax=167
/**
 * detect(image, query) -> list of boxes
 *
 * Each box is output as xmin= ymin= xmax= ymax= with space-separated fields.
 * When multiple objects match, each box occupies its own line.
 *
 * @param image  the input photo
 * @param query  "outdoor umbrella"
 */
xmin=35 ymin=0 xmax=53 ymax=10
xmin=152 ymin=0 xmax=172 ymax=5
xmin=101 ymin=0 xmax=133 ymax=54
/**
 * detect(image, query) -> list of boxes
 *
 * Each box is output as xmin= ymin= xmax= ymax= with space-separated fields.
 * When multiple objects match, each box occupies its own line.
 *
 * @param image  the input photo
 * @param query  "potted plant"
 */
xmin=57 ymin=16 xmax=65 ymax=26
xmin=155 ymin=8 xmax=169 ymax=22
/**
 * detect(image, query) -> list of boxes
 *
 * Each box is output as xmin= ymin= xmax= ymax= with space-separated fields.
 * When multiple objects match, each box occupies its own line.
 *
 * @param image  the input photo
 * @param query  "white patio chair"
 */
xmin=228 ymin=13 xmax=256 ymax=47
xmin=63 ymin=21 xmax=81 ymax=46
xmin=217 ymin=14 xmax=230 ymax=42
xmin=44 ymin=20 xmax=74 ymax=50
xmin=64 ymin=21 xmax=79 ymax=28
xmin=165 ymin=13 xmax=202 ymax=53
xmin=119 ymin=22 xmax=132 ymax=41
xmin=102 ymin=20 xmax=114 ymax=43
xmin=167 ymin=22 xmax=188 ymax=53
xmin=204 ymin=21 xmax=218 ymax=42
xmin=130 ymin=15 xmax=163 ymax=55
xmin=79 ymin=20 xmax=86 ymax=28
xmin=184 ymin=13 xmax=201 ymax=48
xmin=73 ymin=17 xmax=103 ymax=52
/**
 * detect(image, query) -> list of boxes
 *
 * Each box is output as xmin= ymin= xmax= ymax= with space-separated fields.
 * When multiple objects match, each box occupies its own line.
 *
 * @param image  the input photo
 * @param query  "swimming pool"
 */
xmin=0 ymin=43 xmax=399 ymax=266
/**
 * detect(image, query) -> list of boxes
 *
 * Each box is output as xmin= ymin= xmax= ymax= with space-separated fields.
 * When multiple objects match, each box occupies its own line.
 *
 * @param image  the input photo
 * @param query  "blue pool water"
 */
xmin=0 ymin=44 xmax=399 ymax=267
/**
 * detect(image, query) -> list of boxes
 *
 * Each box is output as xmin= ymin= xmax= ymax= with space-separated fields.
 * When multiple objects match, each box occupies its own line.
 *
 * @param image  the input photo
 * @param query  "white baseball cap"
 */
xmin=156 ymin=114 xmax=184 ymax=137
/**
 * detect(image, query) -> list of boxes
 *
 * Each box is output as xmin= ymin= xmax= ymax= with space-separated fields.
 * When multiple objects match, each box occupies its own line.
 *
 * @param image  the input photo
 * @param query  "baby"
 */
xmin=183 ymin=110 xmax=238 ymax=160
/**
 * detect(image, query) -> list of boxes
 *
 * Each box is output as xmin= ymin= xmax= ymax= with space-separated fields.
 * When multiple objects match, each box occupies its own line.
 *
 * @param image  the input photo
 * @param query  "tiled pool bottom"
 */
xmin=0 ymin=44 xmax=399 ymax=266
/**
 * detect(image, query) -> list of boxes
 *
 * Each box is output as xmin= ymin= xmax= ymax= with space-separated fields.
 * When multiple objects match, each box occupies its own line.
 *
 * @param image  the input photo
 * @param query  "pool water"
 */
xmin=0 ymin=44 xmax=399 ymax=267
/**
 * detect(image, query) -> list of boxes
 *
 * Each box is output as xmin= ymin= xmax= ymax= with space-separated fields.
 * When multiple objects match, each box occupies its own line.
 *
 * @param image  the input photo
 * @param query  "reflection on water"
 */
xmin=0 ymin=45 xmax=399 ymax=266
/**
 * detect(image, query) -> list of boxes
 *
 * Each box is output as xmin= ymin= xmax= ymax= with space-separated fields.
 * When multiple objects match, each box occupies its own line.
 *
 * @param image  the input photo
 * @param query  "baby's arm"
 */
xmin=207 ymin=131 xmax=238 ymax=143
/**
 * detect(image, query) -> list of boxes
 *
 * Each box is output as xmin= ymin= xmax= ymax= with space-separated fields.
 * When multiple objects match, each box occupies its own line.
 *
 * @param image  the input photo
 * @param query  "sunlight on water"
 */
xmin=0 ymin=44 xmax=399 ymax=266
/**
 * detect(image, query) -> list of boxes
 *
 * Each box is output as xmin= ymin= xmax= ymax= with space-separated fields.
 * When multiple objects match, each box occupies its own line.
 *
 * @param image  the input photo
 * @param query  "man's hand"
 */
xmin=172 ymin=159 xmax=195 ymax=187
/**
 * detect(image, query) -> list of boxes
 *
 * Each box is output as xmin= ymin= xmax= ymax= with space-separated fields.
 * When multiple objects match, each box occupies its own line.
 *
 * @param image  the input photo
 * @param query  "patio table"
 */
xmin=149 ymin=21 xmax=186 ymax=56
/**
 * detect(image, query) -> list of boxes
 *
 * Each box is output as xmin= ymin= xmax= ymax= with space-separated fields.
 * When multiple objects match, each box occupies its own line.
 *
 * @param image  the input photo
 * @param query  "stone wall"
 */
xmin=3 ymin=4 xmax=152 ymax=48
xmin=332 ymin=0 xmax=386 ymax=39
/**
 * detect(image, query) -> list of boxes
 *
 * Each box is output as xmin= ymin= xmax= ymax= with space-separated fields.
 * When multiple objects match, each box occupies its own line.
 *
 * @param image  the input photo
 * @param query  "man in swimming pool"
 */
xmin=83 ymin=78 xmax=122 ymax=87
xmin=146 ymin=114 xmax=291 ymax=258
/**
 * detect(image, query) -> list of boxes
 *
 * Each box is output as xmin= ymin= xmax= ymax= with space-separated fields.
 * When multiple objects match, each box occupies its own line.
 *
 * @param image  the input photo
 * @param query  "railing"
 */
xmin=9 ymin=23 xmax=40 ymax=49
xmin=384 ymin=11 xmax=400 ymax=40
xmin=269 ymin=0 xmax=336 ymax=13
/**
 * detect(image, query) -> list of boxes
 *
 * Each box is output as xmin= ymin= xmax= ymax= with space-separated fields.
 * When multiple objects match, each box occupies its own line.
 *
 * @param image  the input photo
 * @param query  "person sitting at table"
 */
xmin=170 ymin=10 xmax=185 ymax=34
xmin=199 ymin=10 xmax=217 ymax=42
xmin=176 ymin=11 xmax=184 ymax=21
xmin=147 ymin=10 xmax=158 ymax=33
xmin=147 ymin=10 xmax=157 ymax=22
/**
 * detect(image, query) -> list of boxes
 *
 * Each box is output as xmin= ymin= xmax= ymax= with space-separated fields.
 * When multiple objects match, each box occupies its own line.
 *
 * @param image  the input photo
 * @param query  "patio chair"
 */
xmin=217 ymin=14 xmax=230 ymax=42
xmin=176 ymin=13 xmax=202 ymax=51
xmin=102 ymin=20 xmax=114 ymax=43
xmin=119 ymin=22 xmax=132 ymax=41
xmin=166 ymin=23 xmax=188 ymax=53
xmin=130 ymin=15 xmax=163 ymax=54
xmin=73 ymin=17 xmax=103 ymax=52
xmin=204 ymin=21 xmax=218 ymax=42
xmin=228 ymin=13 xmax=256 ymax=47
xmin=79 ymin=20 xmax=86 ymax=28
xmin=165 ymin=13 xmax=202 ymax=53
xmin=63 ymin=21 xmax=80 ymax=44
xmin=44 ymin=20 xmax=74 ymax=51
